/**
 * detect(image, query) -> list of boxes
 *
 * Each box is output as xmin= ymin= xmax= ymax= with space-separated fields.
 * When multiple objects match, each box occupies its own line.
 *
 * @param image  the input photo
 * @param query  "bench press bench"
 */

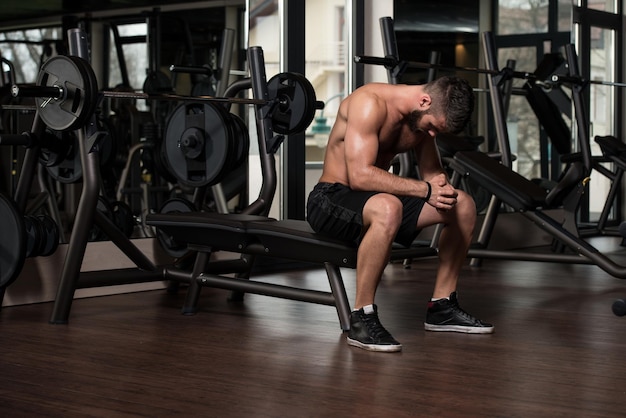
xmin=143 ymin=45 xmax=439 ymax=331
xmin=149 ymin=212 xmax=357 ymax=329
xmin=147 ymin=212 xmax=436 ymax=331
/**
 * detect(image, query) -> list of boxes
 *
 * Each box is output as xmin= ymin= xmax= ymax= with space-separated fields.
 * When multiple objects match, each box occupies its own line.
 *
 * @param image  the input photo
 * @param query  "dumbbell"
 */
xmin=24 ymin=214 xmax=61 ymax=258
xmin=0 ymin=193 xmax=60 ymax=288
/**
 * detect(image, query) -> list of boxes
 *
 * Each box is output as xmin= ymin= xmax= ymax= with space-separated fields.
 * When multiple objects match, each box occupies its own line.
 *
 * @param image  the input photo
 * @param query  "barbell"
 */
xmin=354 ymin=54 xmax=626 ymax=89
xmin=12 ymin=55 xmax=321 ymax=134
xmin=549 ymin=74 xmax=626 ymax=89
xmin=354 ymin=55 xmax=536 ymax=80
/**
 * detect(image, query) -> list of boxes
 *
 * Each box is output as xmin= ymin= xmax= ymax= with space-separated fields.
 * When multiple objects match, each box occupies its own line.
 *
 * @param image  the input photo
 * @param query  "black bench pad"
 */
xmin=595 ymin=135 xmax=626 ymax=158
xmin=146 ymin=213 xmax=358 ymax=268
xmin=450 ymin=151 xmax=548 ymax=211
xmin=147 ymin=213 xmax=274 ymax=251
xmin=246 ymin=219 xmax=358 ymax=268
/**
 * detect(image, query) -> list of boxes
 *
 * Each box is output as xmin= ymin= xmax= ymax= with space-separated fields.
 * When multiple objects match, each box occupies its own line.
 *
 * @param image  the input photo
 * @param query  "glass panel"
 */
xmin=108 ymin=24 xmax=149 ymax=90
xmin=248 ymin=0 xmax=280 ymax=216
xmin=249 ymin=0 xmax=280 ymax=76
xmin=498 ymin=46 xmax=540 ymax=179
xmin=305 ymin=2 xmax=347 ymax=160
xmin=497 ymin=0 xmax=549 ymax=35
xmin=588 ymin=27 xmax=615 ymax=221
xmin=586 ymin=0 xmax=617 ymax=13
xmin=304 ymin=1 xmax=348 ymax=198
xmin=0 ymin=27 xmax=62 ymax=83
xmin=558 ymin=0 xmax=573 ymax=32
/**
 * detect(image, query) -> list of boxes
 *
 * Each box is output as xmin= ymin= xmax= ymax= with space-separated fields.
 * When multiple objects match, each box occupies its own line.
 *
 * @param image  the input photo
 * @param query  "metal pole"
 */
xmin=246 ymin=46 xmax=276 ymax=217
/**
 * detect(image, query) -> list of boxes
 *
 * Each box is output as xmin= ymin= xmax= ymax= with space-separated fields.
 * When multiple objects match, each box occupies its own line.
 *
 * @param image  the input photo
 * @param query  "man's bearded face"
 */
xmin=407 ymin=109 xmax=426 ymax=134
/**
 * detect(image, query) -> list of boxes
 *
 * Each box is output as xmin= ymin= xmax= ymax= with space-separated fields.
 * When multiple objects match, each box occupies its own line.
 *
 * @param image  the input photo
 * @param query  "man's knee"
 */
xmin=455 ymin=190 xmax=477 ymax=224
xmin=364 ymin=194 xmax=403 ymax=230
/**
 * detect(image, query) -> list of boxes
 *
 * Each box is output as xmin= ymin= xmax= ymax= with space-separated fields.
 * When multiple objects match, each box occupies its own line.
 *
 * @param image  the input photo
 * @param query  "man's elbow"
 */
xmin=347 ymin=172 xmax=369 ymax=191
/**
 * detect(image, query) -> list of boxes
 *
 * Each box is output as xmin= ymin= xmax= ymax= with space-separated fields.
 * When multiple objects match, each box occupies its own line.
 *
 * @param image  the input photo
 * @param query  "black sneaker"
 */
xmin=347 ymin=305 xmax=402 ymax=352
xmin=424 ymin=292 xmax=494 ymax=334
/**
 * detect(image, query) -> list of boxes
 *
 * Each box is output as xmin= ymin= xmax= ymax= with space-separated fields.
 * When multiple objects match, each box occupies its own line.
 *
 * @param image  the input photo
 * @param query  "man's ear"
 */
xmin=419 ymin=94 xmax=432 ymax=109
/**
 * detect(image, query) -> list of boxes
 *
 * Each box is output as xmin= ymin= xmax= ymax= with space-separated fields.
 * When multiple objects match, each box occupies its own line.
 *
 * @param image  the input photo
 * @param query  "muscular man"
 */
xmin=307 ymin=76 xmax=493 ymax=353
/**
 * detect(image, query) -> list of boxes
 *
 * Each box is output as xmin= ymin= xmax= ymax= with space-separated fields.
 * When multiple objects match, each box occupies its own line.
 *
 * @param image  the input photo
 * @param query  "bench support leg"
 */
xmin=182 ymin=251 xmax=211 ymax=315
xmin=324 ymin=263 xmax=351 ymax=331
xmin=228 ymin=254 xmax=254 ymax=302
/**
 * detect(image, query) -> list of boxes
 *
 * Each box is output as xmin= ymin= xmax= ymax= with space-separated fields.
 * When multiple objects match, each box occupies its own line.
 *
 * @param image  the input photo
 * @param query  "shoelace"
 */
xmin=361 ymin=313 xmax=392 ymax=338
xmin=450 ymin=301 xmax=481 ymax=324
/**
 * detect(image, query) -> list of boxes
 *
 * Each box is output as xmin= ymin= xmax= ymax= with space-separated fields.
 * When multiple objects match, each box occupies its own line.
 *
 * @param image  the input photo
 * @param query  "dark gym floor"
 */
xmin=2 ymin=243 xmax=626 ymax=417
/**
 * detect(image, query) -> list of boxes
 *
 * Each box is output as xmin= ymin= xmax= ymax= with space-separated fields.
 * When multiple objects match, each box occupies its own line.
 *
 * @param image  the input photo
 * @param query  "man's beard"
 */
xmin=407 ymin=109 xmax=426 ymax=134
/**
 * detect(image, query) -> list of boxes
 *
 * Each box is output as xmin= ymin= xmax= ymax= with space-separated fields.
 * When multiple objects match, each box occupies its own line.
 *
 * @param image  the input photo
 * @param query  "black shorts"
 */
xmin=306 ymin=182 xmax=425 ymax=247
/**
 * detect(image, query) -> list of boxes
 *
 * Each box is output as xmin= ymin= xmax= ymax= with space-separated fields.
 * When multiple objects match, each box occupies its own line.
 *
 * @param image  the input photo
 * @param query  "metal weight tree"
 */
xmin=12 ymin=26 xmax=343 ymax=324
xmin=50 ymin=29 xmax=162 ymax=323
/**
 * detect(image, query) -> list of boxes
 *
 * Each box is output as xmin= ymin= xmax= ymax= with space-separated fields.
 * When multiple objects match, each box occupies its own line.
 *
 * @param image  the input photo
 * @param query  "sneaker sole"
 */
xmin=424 ymin=323 xmax=495 ymax=334
xmin=346 ymin=337 xmax=402 ymax=352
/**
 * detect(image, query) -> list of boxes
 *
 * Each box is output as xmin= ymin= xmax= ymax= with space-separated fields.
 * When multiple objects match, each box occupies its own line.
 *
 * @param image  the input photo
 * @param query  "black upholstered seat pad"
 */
xmin=146 ymin=212 xmax=275 ymax=251
xmin=147 ymin=212 xmax=275 ymax=230
xmin=246 ymin=219 xmax=358 ymax=267
xmin=146 ymin=213 xmax=358 ymax=268
xmin=595 ymin=135 xmax=626 ymax=158
xmin=452 ymin=151 xmax=548 ymax=211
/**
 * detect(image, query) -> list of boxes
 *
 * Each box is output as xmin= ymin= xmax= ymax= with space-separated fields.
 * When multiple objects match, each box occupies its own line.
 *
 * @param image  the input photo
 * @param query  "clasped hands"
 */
xmin=425 ymin=173 xmax=457 ymax=211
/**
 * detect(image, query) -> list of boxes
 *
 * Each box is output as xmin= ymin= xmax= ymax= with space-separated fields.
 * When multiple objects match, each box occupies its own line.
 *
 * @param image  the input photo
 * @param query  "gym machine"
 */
xmin=445 ymin=35 xmax=626 ymax=288
xmin=4 ymin=27 xmax=327 ymax=325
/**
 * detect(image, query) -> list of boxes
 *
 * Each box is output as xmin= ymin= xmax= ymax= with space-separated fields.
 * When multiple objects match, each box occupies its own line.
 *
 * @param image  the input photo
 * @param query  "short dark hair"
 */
xmin=423 ymin=76 xmax=474 ymax=134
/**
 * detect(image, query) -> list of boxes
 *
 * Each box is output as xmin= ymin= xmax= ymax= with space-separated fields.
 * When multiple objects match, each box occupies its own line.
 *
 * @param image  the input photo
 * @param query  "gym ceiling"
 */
xmin=0 ymin=1 xmax=222 ymax=25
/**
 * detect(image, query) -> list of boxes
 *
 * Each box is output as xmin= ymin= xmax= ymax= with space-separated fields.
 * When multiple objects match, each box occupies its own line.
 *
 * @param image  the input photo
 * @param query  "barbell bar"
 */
xmin=12 ymin=83 xmax=274 ymax=106
xmin=11 ymin=54 xmax=323 ymax=133
xmin=353 ymin=55 xmax=537 ymax=81
xmin=355 ymin=54 xmax=626 ymax=90
xmin=550 ymin=74 xmax=626 ymax=89
xmin=107 ymin=90 xmax=270 ymax=105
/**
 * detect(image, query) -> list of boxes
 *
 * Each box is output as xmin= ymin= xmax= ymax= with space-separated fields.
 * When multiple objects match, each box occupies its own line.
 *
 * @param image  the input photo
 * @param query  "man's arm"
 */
xmin=414 ymin=136 xmax=459 ymax=210
xmin=343 ymin=94 xmax=430 ymax=199
xmin=413 ymin=135 xmax=446 ymax=182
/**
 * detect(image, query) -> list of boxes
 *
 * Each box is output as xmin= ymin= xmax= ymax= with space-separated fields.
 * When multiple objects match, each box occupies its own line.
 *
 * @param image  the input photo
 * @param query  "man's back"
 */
xmin=318 ymin=83 xmax=424 ymax=187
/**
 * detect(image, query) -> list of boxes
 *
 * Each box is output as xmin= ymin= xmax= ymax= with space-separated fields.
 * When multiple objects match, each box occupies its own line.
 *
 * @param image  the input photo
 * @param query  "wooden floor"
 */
xmin=3 ymin=243 xmax=626 ymax=417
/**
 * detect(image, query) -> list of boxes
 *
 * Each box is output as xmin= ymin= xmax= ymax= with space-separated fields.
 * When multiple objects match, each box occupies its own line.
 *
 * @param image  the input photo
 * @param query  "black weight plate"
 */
xmin=32 ymin=217 xmax=49 ymax=258
xmin=164 ymin=103 xmax=232 ymax=187
xmin=229 ymin=113 xmax=250 ymax=169
xmin=156 ymin=198 xmax=196 ymax=258
xmin=0 ymin=194 xmax=26 ymax=287
xmin=37 ymin=215 xmax=60 ymax=257
xmin=40 ymin=129 xmax=72 ymax=167
xmin=267 ymin=72 xmax=317 ymax=135
xmin=222 ymin=111 xmax=238 ymax=173
xmin=46 ymin=131 xmax=82 ymax=183
xmin=24 ymin=215 xmax=42 ymax=258
xmin=155 ymin=138 xmax=179 ymax=184
xmin=36 ymin=55 xmax=98 ymax=132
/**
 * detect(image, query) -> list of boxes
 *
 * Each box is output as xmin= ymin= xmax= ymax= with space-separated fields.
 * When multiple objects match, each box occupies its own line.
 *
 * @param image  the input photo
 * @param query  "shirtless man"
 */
xmin=307 ymin=76 xmax=493 ymax=352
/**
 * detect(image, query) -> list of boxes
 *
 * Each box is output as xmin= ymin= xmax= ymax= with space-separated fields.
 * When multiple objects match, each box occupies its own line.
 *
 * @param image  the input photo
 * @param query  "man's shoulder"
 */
xmin=356 ymin=82 xmax=395 ymax=94
xmin=349 ymin=84 xmax=391 ymax=109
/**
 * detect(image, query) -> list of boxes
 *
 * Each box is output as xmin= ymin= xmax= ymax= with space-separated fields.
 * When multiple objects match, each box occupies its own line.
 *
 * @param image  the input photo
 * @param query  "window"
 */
xmin=0 ymin=27 xmax=62 ymax=83
xmin=498 ymin=0 xmax=549 ymax=35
